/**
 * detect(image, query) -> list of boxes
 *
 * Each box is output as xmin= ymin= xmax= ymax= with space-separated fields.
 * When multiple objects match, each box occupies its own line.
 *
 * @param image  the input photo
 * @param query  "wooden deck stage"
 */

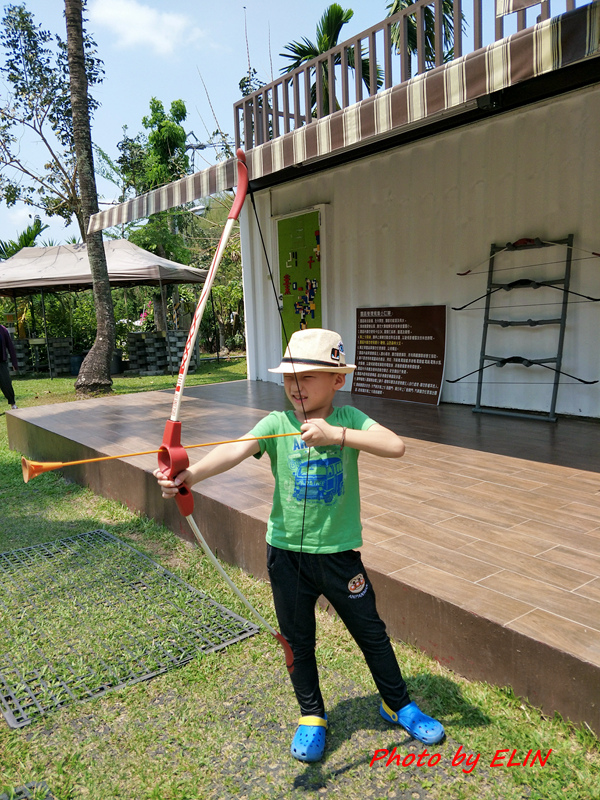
xmin=7 ymin=380 xmax=600 ymax=735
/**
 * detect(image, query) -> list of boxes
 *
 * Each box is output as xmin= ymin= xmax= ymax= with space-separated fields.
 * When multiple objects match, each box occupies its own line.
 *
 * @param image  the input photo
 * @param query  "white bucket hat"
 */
xmin=269 ymin=328 xmax=356 ymax=374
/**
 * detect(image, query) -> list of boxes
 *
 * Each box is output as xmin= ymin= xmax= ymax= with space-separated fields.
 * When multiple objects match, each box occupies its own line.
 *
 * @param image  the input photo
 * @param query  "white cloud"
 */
xmin=88 ymin=0 xmax=204 ymax=57
xmin=2 ymin=207 xmax=39 ymax=236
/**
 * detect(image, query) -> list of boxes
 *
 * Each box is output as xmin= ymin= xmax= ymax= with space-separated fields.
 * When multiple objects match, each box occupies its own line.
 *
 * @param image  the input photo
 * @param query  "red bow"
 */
xmin=157 ymin=149 xmax=294 ymax=674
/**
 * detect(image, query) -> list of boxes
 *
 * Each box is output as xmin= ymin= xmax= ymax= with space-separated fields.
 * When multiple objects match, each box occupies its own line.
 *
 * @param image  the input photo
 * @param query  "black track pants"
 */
xmin=267 ymin=544 xmax=411 ymax=717
xmin=0 ymin=361 xmax=15 ymax=406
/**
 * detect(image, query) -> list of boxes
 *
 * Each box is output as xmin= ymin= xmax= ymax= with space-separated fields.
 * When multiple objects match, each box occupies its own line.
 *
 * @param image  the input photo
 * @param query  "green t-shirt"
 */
xmin=247 ymin=407 xmax=377 ymax=554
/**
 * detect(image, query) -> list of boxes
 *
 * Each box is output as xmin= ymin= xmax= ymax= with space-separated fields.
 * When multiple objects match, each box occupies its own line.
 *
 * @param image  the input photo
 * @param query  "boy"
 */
xmin=155 ymin=328 xmax=444 ymax=761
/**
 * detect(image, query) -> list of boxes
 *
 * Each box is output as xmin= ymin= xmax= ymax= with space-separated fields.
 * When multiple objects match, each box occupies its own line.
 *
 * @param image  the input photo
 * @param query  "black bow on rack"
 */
xmin=452 ymin=279 xmax=600 ymax=312
xmin=447 ymin=356 xmax=598 ymax=385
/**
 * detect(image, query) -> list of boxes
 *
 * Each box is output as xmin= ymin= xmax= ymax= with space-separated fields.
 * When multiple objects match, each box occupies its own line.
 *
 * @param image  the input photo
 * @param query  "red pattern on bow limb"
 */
xmin=157 ymin=149 xmax=294 ymax=674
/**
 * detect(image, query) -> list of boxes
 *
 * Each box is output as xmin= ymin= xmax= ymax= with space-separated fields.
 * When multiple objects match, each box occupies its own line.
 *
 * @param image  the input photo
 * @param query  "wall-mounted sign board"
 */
xmin=352 ymin=306 xmax=446 ymax=405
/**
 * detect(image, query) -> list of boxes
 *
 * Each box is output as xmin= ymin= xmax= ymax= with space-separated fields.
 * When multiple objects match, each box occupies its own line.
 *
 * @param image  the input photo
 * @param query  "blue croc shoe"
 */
xmin=380 ymin=700 xmax=445 ymax=744
xmin=291 ymin=714 xmax=328 ymax=762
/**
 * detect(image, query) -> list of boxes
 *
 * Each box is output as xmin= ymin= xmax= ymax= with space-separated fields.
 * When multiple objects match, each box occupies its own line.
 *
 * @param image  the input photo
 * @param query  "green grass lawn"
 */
xmin=0 ymin=365 xmax=598 ymax=800
xmin=7 ymin=358 xmax=248 ymax=409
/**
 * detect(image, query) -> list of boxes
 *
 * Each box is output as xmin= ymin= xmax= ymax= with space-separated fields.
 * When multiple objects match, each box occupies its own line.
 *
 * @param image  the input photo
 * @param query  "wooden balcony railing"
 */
xmin=233 ymin=0 xmax=581 ymax=151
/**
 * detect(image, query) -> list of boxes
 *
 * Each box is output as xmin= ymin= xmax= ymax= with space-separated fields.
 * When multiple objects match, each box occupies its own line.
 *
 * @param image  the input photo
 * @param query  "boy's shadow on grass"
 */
xmin=289 ymin=673 xmax=491 ymax=794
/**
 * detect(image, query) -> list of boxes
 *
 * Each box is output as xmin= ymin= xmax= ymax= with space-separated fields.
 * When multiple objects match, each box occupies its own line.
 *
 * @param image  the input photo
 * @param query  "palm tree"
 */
xmin=386 ymin=0 xmax=458 ymax=73
xmin=280 ymin=4 xmax=382 ymax=117
xmin=0 ymin=216 xmax=48 ymax=260
xmin=64 ymin=0 xmax=115 ymax=395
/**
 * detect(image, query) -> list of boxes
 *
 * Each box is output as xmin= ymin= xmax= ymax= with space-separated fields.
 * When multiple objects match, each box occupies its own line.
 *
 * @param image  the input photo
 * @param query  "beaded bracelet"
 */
xmin=340 ymin=426 xmax=347 ymax=451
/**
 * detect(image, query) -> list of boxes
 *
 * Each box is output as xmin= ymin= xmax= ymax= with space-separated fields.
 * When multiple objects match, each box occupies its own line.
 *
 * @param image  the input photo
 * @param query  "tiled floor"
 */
xmin=360 ymin=439 xmax=600 ymax=666
xmin=8 ymin=379 xmax=600 ymax=726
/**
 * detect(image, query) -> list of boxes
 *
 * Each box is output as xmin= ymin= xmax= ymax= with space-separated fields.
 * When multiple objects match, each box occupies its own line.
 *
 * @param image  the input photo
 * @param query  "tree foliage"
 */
xmin=108 ymin=101 xmax=245 ymax=352
xmin=280 ymin=4 xmax=382 ymax=116
xmin=0 ymin=216 xmax=48 ymax=260
xmin=116 ymin=98 xmax=190 ymax=197
xmin=113 ymin=99 xmax=193 ymax=266
xmin=0 ymin=3 xmax=104 ymax=237
xmin=239 ymin=68 xmax=265 ymax=98
xmin=281 ymin=2 xmax=354 ymax=69
xmin=142 ymin=98 xmax=190 ymax=189
xmin=386 ymin=0 xmax=457 ymax=71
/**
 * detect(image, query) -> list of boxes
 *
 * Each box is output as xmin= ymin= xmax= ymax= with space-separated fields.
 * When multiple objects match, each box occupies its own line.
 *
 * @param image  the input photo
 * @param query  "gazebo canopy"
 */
xmin=0 ymin=239 xmax=207 ymax=297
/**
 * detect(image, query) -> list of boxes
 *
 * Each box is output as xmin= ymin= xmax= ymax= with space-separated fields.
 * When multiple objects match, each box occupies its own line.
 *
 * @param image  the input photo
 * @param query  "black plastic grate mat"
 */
xmin=0 ymin=530 xmax=259 ymax=728
xmin=0 ymin=784 xmax=53 ymax=800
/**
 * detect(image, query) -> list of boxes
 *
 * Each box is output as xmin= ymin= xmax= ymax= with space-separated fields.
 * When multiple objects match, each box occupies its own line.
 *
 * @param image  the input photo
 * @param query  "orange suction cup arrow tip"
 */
xmin=21 ymin=457 xmax=64 ymax=483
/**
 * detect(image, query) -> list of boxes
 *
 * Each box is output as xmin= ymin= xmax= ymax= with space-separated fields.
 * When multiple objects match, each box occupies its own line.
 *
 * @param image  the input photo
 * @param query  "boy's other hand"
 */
xmin=300 ymin=419 xmax=341 ymax=448
xmin=153 ymin=468 xmax=192 ymax=499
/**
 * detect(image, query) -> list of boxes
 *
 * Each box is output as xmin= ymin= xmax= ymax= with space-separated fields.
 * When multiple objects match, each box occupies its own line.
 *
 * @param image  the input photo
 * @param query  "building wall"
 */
xmin=241 ymin=83 xmax=600 ymax=418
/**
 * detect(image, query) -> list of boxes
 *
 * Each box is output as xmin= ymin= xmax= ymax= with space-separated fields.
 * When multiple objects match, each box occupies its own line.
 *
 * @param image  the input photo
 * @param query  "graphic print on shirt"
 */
xmin=288 ymin=439 xmax=344 ymax=506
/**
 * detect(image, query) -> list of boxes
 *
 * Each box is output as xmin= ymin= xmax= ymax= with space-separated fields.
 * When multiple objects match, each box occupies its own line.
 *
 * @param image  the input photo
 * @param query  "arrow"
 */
xmin=21 ymin=432 xmax=299 ymax=483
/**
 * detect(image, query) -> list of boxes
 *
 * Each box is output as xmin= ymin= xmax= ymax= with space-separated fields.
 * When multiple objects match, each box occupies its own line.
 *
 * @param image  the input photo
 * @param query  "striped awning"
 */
xmin=496 ymin=0 xmax=542 ymax=16
xmin=89 ymin=2 xmax=600 ymax=234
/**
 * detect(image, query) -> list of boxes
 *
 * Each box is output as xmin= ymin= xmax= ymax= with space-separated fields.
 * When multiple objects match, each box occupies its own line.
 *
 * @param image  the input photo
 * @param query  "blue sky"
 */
xmin=0 ymin=0 xmax=385 ymax=243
